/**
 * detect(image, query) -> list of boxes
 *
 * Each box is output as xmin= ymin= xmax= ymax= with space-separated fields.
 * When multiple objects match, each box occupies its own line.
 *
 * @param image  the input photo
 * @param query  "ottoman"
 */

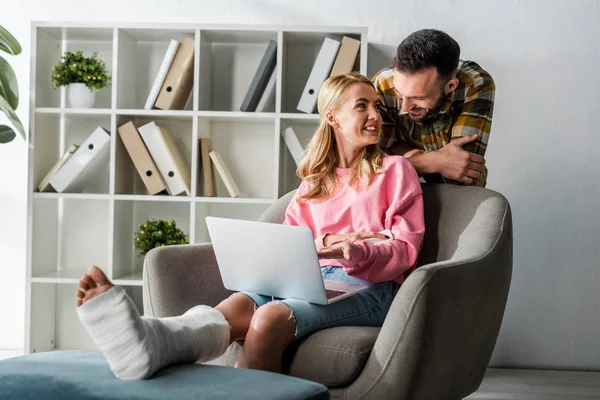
xmin=0 ymin=350 xmax=330 ymax=400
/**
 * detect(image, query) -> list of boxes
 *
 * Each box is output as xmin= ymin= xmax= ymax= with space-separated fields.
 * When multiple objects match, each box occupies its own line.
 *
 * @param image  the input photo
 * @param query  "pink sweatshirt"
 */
xmin=283 ymin=155 xmax=425 ymax=285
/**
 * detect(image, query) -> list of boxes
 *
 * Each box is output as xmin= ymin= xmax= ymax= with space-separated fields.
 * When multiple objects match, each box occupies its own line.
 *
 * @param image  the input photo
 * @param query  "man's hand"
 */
xmin=435 ymin=134 xmax=485 ymax=184
xmin=317 ymin=240 xmax=355 ymax=261
xmin=323 ymin=231 xmax=388 ymax=247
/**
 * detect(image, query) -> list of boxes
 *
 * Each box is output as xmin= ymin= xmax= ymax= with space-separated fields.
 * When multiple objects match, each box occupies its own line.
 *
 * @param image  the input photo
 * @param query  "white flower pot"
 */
xmin=67 ymin=83 xmax=96 ymax=108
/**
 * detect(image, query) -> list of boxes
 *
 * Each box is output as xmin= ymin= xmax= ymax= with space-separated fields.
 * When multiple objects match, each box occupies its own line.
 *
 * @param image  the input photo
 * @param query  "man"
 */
xmin=373 ymin=29 xmax=495 ymax=186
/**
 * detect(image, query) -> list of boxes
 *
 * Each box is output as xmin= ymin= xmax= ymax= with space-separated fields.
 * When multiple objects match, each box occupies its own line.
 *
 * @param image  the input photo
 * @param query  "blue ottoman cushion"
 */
xmin=0 ymin=350 xmax=329 ymax=400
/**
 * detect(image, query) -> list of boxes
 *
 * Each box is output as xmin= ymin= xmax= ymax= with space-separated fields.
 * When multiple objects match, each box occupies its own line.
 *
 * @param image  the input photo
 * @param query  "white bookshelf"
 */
xmin=25 ymin=22 xmax=368 ymax=353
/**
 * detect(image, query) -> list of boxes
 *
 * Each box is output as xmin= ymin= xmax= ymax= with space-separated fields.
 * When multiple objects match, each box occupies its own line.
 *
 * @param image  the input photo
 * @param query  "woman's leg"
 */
xmin=214 ymin=293 xmax=258 ymax=343
xmin=235 ymin=302 xmax=296 ymax=372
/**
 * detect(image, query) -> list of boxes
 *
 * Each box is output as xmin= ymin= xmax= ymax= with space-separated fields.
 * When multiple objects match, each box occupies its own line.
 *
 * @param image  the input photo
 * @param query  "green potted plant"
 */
xmin=0 ymin=25 xmax=25 ymax=144
xmin=133 ymin=219 xmax=189 ymax=258
xmin=51 ymin=50 xmax=111 ymax=108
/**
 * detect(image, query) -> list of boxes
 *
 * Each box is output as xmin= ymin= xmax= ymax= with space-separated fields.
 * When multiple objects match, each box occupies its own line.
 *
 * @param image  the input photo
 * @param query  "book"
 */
xmin=49 ymin=127 xmax=111 ymax=193
xmin=240 ymin=40 xmax=277 ymax=112
xmin=199 ymin=138 xmax=216 ymax=197
xmin=144 ymin=39 xmax=180 ymax=110
xmin=117 ymin=121 xmax=167 ymax=195
xmin=37 ymin=144 xmax=79 ymax=192
xmin=209 ymin=150 xmax=240 ymax=198
xmin=138 ymin=121 xmax=191 ymax=196
xmin=282 ymin=127 xmax=304 ymax=166
xmin=255 ymin=68 xmax=276 ymax=112
xmin=329 ymin=36 xmax=360 ymax=77
xmin=297 ymin=37 xmax=341 ymax=113
xmin=154 ymin=36 xmax=195 ymax=110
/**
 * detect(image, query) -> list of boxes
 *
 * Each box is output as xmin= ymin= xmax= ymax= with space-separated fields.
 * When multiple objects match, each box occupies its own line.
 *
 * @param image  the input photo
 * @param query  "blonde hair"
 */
xmin=296 ymin=73 xmax=385 ymax=202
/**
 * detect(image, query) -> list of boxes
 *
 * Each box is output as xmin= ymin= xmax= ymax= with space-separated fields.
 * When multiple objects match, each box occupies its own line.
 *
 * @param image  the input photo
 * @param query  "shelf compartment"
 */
xmin=30 ymin=197 xmax=110 ymax=280
xmin=34 ymin=27 xmax=114 ymax=109
xmin=197 ymin=118 xmax=276 ymax=199
xmin=198 ymin=30 xmax=278 ymax=112
xmin=116 ymin=28 xmax=196 ymax=110
xmin=112 ymin=199 xmax=192 ymax=281
xmin=281 ymin=30 xmax=362 ymax=114
xmin=114 ymin=114 xmax=194 ymax=196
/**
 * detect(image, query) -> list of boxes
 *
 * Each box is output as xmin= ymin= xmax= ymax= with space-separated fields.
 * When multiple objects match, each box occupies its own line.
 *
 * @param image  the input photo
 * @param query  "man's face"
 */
xmin=392 ymin=67 xmax=449 ymax=122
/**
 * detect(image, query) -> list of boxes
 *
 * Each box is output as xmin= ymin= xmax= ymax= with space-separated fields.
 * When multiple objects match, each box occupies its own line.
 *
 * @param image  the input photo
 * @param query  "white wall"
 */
xmin=1 ymin=0 xmax=598 ymax=370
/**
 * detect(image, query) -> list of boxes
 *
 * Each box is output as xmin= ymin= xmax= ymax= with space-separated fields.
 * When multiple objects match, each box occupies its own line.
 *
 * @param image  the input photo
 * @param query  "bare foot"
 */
xmin=76 ymin=266 xmax=114 ymax=307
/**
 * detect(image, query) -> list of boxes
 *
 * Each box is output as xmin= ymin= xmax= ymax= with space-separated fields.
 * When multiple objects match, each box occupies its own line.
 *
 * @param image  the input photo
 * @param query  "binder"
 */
xmin=329 ymin=36 xmax=360 ymax=77
xmin=49 ymin=127 xmax=111 ymax=193
xmin=240 ymin=40 xmax=277 ymax=112
xmin=117 ymin=121 xmax=167 ymax=195
xmin=138 ymin=121 xmax=191 ymax=196
xmin=154 ymin=36 xmax=195 ymax=110
xmin=297 ymin=37 xmax=341 ymax=114
xmin=282 ymin=127 xmax=304 ymax=166
xmin=199 ymin=138 xmax=216 ymax=197
xmin=144 ymin=39 xmax=180 ymax=110
xmin=37 ymin=144 xmax=79 ymax=192
xmin=209 ymin=150 xmax=240 ymax=198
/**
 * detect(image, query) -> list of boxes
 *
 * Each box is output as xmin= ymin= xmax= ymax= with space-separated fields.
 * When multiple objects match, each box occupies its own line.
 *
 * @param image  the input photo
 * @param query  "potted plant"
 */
xmin=133 ymin=219 xmax=189 ymax=258
xmin=0 ymin=25 xmax=25 ymax=144
xmin=51 ymin=50 xmax=111 ymax=108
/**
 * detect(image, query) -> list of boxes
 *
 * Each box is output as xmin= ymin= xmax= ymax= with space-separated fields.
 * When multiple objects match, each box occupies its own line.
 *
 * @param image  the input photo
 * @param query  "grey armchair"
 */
xmin=142 ymin=184 xmax=513 ymax=400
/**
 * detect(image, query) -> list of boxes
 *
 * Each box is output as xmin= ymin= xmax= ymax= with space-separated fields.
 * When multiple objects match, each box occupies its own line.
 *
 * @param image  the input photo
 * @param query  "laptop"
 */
xmin=205 ymin=216 xmax=371 ymax=305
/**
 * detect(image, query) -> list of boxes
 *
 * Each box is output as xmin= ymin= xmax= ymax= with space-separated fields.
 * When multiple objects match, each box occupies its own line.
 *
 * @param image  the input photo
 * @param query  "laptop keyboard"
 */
xmin=325 ymin=289 xmax=347 ymax=299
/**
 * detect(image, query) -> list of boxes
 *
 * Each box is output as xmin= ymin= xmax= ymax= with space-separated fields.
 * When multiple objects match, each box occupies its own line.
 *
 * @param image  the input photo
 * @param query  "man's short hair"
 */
xmin=393 ymin=29 xmax=460 ymax=82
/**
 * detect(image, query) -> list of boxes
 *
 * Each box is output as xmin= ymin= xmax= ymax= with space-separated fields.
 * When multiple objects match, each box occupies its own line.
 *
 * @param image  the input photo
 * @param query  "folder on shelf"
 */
xmin=37 ymin=144 xmax=80 ymax=192
xmin=199 ymin=138 xmax=216 ymax=197
xmin=144 ymin=39 xmax=180 ymax=110
xmin=138 ymin=121 xmax=191 ymax=196
xmin=240 ymin=39 xmax=277 ymax=112
xmin=255 ymin=68 xmax=276 ymax=113
xmin=282 ymin=127 xmax=305 ymax=166
xmin=154 ymin=36 xmax=195 ymax=110
xmin=329 ymin=36 xmax=360 ymax=77
xmin=49 ymin=127 xmax=111 ymax=193
xmin=209 ymin=150 xmax=240 ymax=198
xmin=297 ymin=37 xmax=341 ymax=114
xmin=117 ymin=121 xmax=167 ymax=195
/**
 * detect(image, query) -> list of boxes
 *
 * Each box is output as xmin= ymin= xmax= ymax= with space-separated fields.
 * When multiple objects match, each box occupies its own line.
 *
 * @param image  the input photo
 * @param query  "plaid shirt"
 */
xmin=373 ymin=60 xmax=495 ymax=187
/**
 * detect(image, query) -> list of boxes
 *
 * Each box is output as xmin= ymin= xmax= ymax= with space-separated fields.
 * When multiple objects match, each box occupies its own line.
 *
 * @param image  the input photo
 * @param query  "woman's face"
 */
xmin=328 ymin=83 xmax=382 ymax=149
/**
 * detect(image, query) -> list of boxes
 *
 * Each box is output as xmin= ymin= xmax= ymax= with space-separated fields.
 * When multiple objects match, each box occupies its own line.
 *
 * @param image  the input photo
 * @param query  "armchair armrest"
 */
xmin=142 ymin=243 xmax=233 ymax=318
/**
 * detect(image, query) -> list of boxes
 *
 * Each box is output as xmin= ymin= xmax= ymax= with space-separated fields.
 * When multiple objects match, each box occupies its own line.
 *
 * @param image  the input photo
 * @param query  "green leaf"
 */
xmin=0 ymin=124 xmax=16 ymax=143
xmin=0 ymin=55 xmax=19 ymax=109
xmin=0 ymin=94 xmax=24 ymax=140
xmin=0 ymin=25 xmax=21 ymax=55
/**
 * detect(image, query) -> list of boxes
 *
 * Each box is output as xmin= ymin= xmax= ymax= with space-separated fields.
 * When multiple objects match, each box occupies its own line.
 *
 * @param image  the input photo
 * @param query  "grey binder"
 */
xmin=240 ymin=40 xmax=277 ymax=112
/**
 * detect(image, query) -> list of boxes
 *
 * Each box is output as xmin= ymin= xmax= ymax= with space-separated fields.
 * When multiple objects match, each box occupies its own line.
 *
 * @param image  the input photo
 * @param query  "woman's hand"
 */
xmin=323 ymin=231 xmax=388 ymax=247
xmin=318 ymin=240 xmax=355 ymax=261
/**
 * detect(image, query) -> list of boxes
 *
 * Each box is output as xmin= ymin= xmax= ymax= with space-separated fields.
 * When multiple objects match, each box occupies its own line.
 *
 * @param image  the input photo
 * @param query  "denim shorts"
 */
xmin=238 ymin=266 xmax=400 ymax=341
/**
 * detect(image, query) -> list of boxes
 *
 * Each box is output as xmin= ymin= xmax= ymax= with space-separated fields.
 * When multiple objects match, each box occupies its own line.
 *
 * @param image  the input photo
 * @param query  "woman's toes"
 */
xmin=81 ymin=274 xmax=97 ymax=290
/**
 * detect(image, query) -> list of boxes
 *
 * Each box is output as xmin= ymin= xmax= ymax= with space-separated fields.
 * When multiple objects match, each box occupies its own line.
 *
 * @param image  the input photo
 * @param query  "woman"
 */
xmin=75 ymin=73 xmax=425 ymax=380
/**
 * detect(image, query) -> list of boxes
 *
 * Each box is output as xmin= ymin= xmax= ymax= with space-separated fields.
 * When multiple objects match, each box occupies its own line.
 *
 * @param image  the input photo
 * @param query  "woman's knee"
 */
xmin=249 ymin=302 xmax=295 ymax=342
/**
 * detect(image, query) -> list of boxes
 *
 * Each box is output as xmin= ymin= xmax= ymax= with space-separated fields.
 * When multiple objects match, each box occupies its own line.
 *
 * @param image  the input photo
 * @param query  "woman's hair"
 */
xmin=296 ymin=72 xmax=385 ymax=203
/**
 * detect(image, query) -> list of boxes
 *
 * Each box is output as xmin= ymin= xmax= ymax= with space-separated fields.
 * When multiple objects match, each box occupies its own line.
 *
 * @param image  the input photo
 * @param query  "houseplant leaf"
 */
xmin=0 ymin=94 xmax=24 ymax=140
xmin=0 ymin=25 xmax=22 ymax=55
xmin=0 ymin=55 xmax=19 ymax=109
xmin=0 ymin=124 xmax=16 ymax=143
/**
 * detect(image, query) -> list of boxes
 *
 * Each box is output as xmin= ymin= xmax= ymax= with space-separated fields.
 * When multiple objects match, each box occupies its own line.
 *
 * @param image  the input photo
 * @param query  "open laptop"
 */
xmin=205 ymin=216 xmax=371 ymax=305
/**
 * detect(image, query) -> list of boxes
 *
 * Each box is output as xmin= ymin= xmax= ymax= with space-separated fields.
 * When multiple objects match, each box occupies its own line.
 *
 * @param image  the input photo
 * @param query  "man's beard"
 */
xmin=407 ymin=93 xmax=447 ymax=122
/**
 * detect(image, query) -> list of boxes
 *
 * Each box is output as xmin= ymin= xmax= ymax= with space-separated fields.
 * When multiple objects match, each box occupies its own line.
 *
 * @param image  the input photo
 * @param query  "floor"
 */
xmin=465 ymin=368 xmax=600 ymax=400
xmin=1 ymin=350 xmax=599 ymax=399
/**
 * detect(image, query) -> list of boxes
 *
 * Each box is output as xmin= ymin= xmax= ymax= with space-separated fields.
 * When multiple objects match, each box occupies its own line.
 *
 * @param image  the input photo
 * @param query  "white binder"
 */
xmin=144 ymin=39 xmax=180 ymax=110
xmin=49 ymin=127 xmax=111 ymax=193
xmin=297 ymin=37 xmax=341 ymax=114
xmin=138 ymin=121 xmax=191 ymax=196
xmin=282 ymin=127 xmax=304 ymax=166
